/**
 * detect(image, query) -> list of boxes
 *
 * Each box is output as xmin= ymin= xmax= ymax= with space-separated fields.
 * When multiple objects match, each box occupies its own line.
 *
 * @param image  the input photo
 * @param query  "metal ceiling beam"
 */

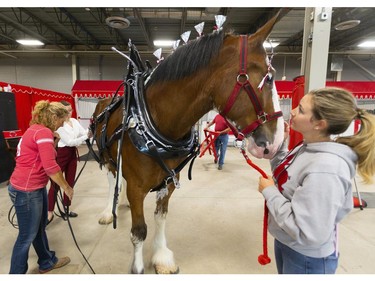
xmin=348 ymin=55 xmax=375 ymax=79
xmin=0 ymin=50 xmax=17 ymax=58
xmin=180 ymin=8 xmax=187 ymax=35
xmin=0 ymin=11 xmax=52 ymax=44
xmin=1 ymin=7 xmax=374 ymax=55
xmin=330 ymin=11 xmax=375 ymax=49
xmin=0 ymin=32 xmax=15 ymax=42
xmin=134 ymin=8 xmax=152 ymax=49
xmin=59 ymin=8 xmax=101 ymax=48
xmin=22 ymin=8 xmax=86 ymax=49
xmin=90 ymin=8 xmax=127 ymax=48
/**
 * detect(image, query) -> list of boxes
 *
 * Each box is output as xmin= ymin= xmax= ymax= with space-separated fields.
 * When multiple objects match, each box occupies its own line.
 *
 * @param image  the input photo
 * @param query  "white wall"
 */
xmin=1 ymin=53 xmax=374 ymax=94
xmin=0 ymin=53 xmax=72 ymax=92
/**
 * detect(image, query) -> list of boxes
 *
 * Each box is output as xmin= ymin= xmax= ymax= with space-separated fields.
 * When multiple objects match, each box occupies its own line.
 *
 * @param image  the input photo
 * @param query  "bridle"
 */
xmin=219 ymin=36 xmax=284 ymax=264
xmin=220 ymin=35 xmax=283 ymax=141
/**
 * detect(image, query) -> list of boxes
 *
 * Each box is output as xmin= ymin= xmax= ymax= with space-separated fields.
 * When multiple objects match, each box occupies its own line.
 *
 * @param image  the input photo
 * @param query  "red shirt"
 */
xmin=10 ymin=124 xmax=61 ymax=191
xmin=213 ymin=114 xmax=229 ymax=132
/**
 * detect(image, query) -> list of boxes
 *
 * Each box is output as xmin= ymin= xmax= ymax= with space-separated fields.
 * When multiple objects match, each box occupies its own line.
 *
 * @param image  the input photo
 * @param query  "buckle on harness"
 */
xmin=171 ymin=170 xmax=180 ymax=189
xmin=258 ymin=113 xmax=268 ymax=124
xmin=236 ymin=73 xmax=249 ymax=84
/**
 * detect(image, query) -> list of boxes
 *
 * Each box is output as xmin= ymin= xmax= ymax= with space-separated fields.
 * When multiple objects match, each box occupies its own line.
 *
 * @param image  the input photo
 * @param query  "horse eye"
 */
xmin=266 ymin=75 xmax=273 ymax=84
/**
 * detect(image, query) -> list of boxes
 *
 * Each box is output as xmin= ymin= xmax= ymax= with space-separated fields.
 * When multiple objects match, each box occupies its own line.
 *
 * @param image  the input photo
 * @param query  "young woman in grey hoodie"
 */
xmin=258 ymin=87 xmax=375 ymax=274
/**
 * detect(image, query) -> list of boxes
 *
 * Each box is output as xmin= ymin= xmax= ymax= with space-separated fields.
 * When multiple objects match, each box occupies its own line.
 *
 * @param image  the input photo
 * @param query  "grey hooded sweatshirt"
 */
xmin=262 ymin=141 xmax=357 ymax=258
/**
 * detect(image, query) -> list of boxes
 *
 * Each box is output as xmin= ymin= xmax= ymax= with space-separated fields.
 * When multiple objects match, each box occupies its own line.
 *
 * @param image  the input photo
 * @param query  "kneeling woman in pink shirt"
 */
xmin=8 ymin=100 xmax=73 ymax=274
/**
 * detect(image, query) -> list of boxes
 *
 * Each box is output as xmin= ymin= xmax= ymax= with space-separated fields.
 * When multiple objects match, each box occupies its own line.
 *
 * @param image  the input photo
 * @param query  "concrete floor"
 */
xmin=1 ymin=144 xmax=375 ymax=275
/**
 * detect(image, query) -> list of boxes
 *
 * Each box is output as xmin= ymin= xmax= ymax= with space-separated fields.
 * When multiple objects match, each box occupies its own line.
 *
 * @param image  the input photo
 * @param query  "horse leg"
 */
xmin=128 ymin=186 xmax=147 ymax=274
xmin=151 ymin=184 xmax=179 ymax=274
xmin=98 ymin=167 xmax=127 ymax=225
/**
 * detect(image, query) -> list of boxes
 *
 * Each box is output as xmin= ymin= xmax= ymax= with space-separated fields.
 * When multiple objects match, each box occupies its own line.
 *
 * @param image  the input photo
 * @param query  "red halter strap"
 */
xmin=220 ymin=35 xmax=282 ymax=141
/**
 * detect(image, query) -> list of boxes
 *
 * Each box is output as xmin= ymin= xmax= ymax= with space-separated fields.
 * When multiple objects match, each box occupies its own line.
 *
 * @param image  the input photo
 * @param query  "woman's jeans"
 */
xmin=274 ymin=239 xmax=338 ymax=274
xmin=8 ymin=184 xmax=57 ymax=274
xmin=214 ymin=134 xmax=229 ymax=166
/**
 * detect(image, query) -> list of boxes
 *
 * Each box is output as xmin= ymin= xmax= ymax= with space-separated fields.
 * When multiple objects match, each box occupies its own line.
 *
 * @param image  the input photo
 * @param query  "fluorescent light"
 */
xmin=263 ymin=42 xmax=280 ymax=48
xmin=358 ymin=41 xmax=375 ymax=48
xmin=153 ymin=40 xmax=174 ymax=47
xmin=16 ymin=39 xmax=44 ymax=46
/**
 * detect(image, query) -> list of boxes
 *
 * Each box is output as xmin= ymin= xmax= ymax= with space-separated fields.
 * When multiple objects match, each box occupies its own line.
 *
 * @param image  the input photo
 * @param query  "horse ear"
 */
xmin=252 ymin=10 xmax=283 ymax=44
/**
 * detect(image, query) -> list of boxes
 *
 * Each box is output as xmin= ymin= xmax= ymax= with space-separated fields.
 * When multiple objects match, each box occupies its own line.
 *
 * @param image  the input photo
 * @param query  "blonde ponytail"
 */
xmin=337 ymin=111 xmax=375 ymax=183
xmin=310 ymin=88 xmax=375 ymax=184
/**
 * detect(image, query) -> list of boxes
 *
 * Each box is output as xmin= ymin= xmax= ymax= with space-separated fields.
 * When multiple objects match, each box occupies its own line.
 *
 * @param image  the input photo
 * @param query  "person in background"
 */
xmin=47 ymin=100 xmax=91 ymax=223
xmin=206 ymin=113 xmax=231 ymax=170
xmin=8 ymin=100 xmax=73 ymax=274
xmin=258 ymin=87 xmax=375 ymax=274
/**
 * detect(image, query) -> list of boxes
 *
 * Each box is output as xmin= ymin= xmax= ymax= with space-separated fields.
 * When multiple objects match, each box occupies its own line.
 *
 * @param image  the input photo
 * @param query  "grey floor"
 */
xmin=1 ymin=145 xmax=375 ymax=275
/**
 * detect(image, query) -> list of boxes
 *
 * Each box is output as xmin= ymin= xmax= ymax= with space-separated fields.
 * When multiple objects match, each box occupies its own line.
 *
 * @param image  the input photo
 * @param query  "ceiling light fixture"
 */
xmin=358 ymin=41 xmax=375 ymax=48
xmin=105 ymin=16 xmax=130 ymax=29
xmin=153 ymin=40 xmax=175 ymax=47
xmin=334 ymin=20 xmax=360 ymax=31
xmin=16 ymin=39 xmax=44 ymax=46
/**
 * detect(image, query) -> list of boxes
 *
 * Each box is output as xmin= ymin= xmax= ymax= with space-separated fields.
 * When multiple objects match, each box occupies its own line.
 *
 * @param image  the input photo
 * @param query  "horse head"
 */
xmin=212 ymin=12 xmax=284 ymax=159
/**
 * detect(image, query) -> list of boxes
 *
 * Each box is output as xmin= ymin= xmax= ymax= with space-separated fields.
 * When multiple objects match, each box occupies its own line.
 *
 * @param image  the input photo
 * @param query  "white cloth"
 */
xmin=56 ymin=118 xmax=88 ymax=147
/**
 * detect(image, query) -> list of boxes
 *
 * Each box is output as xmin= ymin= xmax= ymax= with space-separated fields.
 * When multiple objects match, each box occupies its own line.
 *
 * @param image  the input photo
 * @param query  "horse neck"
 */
xmin=146 ymin=76 xmax=213 ymax=140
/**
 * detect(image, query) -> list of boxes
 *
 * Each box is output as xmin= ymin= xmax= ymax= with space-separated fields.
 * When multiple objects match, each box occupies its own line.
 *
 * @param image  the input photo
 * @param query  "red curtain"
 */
xmin=288 ymin=76 xmax=304 ymax=150
xmin=275 ymin=81 xmax=294 ymax=99
xmin=0 ymin=82 xmax=75 ymax=133
xmin=71 ymin=80 xmax=125 ymax=98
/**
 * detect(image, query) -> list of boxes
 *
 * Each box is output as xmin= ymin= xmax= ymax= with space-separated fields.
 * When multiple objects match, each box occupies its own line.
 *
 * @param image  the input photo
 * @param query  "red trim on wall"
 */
xmin=72 ymin=80 xmax=125 ymax=98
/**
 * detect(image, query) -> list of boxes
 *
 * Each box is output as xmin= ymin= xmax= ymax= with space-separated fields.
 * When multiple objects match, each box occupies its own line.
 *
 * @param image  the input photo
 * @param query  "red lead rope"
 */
xmin=240 ymin=148 xmax=271 ymax=265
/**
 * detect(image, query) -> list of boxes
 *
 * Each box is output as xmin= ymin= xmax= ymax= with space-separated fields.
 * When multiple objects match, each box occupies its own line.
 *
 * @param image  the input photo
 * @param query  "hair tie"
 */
xmin=356 ymin=108 xmax=365 ymax=119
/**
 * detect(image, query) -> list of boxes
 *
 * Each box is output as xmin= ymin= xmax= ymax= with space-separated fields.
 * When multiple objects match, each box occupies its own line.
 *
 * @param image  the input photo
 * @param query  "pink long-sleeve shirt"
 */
xmin=10 ymin=124 xmax=61 ymax=191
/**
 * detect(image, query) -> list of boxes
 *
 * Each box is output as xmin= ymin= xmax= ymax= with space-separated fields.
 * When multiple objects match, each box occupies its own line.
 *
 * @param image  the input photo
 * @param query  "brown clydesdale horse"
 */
xmin=91 ymin=13 xmax=284 ymax=273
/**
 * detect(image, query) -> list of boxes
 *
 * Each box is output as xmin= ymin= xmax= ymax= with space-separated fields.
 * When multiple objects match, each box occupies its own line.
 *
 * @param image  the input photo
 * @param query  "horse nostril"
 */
xmin=255 ymin=140 xmax=269 ymax=154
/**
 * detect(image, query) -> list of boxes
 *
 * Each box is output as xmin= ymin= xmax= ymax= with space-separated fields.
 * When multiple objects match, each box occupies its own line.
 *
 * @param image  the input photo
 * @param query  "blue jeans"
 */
xmin=8 ymin=184 xmax=58 ymax=274
xmin=215 ymin=134 xmax=229 ymax=166
xmin=274 ymin=239 xmax=338 ymax=274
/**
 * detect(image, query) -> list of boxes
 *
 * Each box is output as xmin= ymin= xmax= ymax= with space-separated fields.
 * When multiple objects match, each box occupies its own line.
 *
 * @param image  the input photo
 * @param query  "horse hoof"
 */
xmin=154 ymin=264 xmax=179 ymax=274
xmin=98 ymin=215 xmax=113 ymax=225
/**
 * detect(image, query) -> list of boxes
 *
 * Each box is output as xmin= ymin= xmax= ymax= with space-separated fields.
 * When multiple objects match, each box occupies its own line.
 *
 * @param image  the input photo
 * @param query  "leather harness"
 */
xmin=220 ymin=35 xmax=283 ymax=141
xmin=87 ymin=37 xmax=284 ymax=228
xmin=88 ymin=42 xmax=200 ymax=194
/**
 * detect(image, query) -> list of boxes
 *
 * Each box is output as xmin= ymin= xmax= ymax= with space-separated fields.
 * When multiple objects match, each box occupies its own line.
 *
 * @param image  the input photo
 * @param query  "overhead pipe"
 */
xmin=0 ymin=51 xmax=18 ymax=59
xmin=347 ymin=55 xmax=375 ymax=79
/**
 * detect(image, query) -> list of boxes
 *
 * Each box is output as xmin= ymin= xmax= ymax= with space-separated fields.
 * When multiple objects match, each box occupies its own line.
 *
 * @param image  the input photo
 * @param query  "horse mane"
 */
xmin=146 ymin=31 xmax=225 ymax=86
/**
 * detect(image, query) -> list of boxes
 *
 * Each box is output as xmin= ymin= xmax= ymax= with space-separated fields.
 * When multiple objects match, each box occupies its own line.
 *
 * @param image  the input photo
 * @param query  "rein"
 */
xmin=239 ymin=143 xmax=271 ymax=265
xmin=221 ymin=35 xmax=284 ymax=265
xmin=220 ymin=35 xmax=283 ymax=141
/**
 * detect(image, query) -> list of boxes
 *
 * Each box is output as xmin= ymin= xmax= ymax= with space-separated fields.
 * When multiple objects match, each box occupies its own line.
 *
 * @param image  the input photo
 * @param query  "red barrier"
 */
xmin=199 ymin=129 xmax=220 ymax=162
xmin=288 ymin=76 xmax=304 ymax=149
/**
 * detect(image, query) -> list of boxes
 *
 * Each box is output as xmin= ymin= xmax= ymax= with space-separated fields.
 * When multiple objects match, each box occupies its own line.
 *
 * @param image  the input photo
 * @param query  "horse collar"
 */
xmin=220 ymin=35 xmax=282 ymax=141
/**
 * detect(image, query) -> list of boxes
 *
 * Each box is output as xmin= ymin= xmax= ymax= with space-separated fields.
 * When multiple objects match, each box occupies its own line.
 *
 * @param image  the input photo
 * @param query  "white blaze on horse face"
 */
xmin=247 ymin=84 xmax=284 ymax=159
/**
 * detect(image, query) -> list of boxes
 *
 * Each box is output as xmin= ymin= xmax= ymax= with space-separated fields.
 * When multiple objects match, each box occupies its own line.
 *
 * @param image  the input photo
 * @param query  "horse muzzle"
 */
xmin=245 ymin=119 xmax=284 ymax=159
xmin=246 ymin=136 xmax=277 ymax=159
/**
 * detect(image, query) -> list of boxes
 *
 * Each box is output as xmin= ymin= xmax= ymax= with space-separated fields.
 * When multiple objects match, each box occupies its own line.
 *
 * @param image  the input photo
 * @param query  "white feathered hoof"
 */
xmin=98 ymin=213 xmax=113 ymax=225
xmin=154 ymin=264 xmax=179 ymax=274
